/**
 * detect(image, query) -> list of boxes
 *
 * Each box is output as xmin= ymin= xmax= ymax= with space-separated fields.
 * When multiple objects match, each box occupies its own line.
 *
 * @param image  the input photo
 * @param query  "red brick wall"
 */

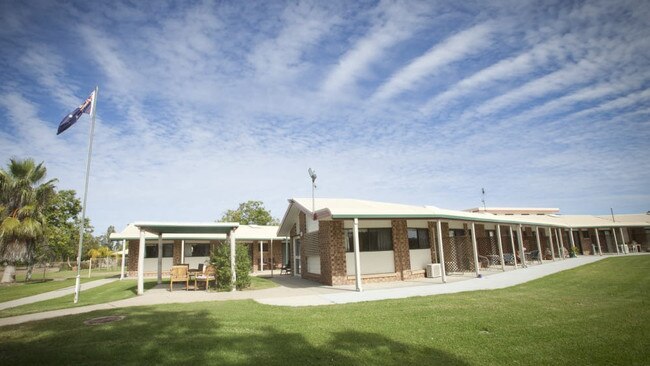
xmin=391 ymin=219 xmax=410 ymax=280
xmin=318 ymin=220 xmax=347 ymax=285
xmin=428 ymin=221 xmax=438 ymax=263
xmin=128 ymin=240 xmax=138 ymax=272
xmin=173 ymin=240 xmax=181 ymax=265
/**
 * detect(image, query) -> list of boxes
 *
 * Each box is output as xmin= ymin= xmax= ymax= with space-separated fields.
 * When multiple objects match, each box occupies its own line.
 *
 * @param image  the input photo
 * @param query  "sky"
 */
xmin=1 ymin=0 xmax=649 ymax=234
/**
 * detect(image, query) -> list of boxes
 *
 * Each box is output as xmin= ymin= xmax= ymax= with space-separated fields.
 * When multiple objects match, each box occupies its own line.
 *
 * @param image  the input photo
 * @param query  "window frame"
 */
xmin=345 ymin=228 xmax=393 ymax=252
xmin=408 ymin=228 xmax=430 ymax=250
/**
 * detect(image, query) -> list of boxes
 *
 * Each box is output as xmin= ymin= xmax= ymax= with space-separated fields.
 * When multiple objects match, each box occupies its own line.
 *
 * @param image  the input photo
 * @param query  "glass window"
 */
xmin=145 ymin=243 xmax=173 ymax=258
xmin=408 ymin=228 xmax=430 ymax=249
xmin=345 ymin=228 xmax=393 ymax=252
xmin=186 ymin=243 xmax=210 ymax=257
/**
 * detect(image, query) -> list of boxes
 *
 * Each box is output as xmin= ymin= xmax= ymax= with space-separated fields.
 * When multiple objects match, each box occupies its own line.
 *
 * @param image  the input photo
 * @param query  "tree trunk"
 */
xmin=26 ymin=262 xmax=34 ymax=281
xmin=1 ymin=265 xmax=16 ymax=283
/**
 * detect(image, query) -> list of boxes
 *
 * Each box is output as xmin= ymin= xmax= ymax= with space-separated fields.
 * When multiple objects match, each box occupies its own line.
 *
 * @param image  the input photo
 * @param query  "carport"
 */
xmin=133 ymin=222 xmax=239 ymax=295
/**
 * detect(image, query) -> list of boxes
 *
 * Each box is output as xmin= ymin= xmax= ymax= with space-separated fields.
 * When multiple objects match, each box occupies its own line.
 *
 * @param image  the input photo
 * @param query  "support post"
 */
xmin=612 ymin=228 xmax=620 ymax=254
xmin=569 ymin=228 xmax=576 ymax=255
xmin=517 ymin=224 xmax=526 ymax=268
xmin=120 ymin=239 xmax=126 ymax=280
xmin=436 ymin=220 xmax=447 ymax=283
xmin=619 ymin=227 xmax=627 ymax=253
xmin=259 ymin=241 xmax=264 ymax=272
xmin=181 ymin=240 xmax=185 ymax=263
xmin=594 ymin=229 xmax=603 ymax=256
xmin=557 ymin=228 xmax=565 ymax=259
xmin=157 ymin=234 xmax=163 ymax=285
xmin=353 ymin=218 xmax=362 ymax=292
xmin=137 ymin=229 xmax=145 ymax=295
xmin=509 ymin=226 xmax=517 ymax=269
xmin=496 ymin=224 xmax=505 ymax=271
xmin=229 ymin=229 xmax=236 ymax=291
xmin=470 ymin=222 xmax=480 ymax=277
xmin=535 ymin=227 xmax=543 ymax=264
xmin=547 ymin=228 xmax=556 ymax=261
xmin=270 ymin=240 xmax=274 ymax=277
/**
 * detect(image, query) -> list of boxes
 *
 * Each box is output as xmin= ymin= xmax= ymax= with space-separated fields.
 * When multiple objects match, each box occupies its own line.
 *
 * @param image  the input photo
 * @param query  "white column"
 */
xmin=612 ymin=228 xmax=620 ymax=254
xmin=509 ymin=226 xmax=517 ymax=269
xmin=436 ymin=220 xmax=447 ymax=283
xmin=547 ymin=228 xmax=556 ymax=261
xmin=353 ymin=218 xmax=362 ymax=292
xmin=270 ymin=240 xmax=274 ymax=276
xmin=569 ymin=229 xmax=576 ymax=255
xmin=535 ymin=227 xmax=543 ymax=264
xmin=120 ymin=239 xmax=126 ymax=280
xmin=470 ymin=223 xmax=480 ymax=277
xmin=496 ymin=225 xmax=505 ymax=271
xmin=517 ymin=224 xmax=526 ymax=268
xmin=594 ymin=229 xmax=603 ymax=255
xmin=619 ymin=227 xmax=627 ymax=253
xmin=229 ymin=229 xmax=236 ymax=291
xmin=181 ymin=240 xmax=185 ymax=263
xmin=137 ymin=229 xmax=145 ymax=295
xmin=557 ymin=228 xmax=565 ymax=259
xmin=157 ymin=234 xmax=163 ymax=285
xmin=260 ymin=241 xmax=264 ymax=271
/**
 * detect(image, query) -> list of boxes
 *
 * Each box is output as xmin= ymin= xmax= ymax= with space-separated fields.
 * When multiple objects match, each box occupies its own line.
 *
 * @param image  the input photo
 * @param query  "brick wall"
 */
xmin=391 ymin=219 xmax=410 ymax=280
xmin=427 ymin=221 xmax=438 ymax=263
xmin=318 ymin=220 xmax=347 ymax=285
xmin=128 ymin=240 xmax=138 ymax=272
xmin=173 ymin=240 xmax=181 ymax=265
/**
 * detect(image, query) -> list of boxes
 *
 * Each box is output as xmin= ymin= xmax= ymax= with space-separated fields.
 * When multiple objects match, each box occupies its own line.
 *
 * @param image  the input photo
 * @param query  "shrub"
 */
xmin=210 ymin=243 xmax=252 ymax=291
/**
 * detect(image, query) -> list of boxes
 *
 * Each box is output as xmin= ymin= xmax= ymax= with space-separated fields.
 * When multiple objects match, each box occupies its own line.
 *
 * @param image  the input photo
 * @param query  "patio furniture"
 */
xmin=170 ymin=265 xmax=190 ymax=291
xmin=280 ymin=262 xmax=292 ymax=275
xmin=478 ymin=255 xmax=490 ymax=269
xmin=194 ymin=265 xmax=216 ymax=291
xmin=528 ymin=250 xmax=542 ymax=263
xmin=503 ymin=253 xmax=516 ymax=265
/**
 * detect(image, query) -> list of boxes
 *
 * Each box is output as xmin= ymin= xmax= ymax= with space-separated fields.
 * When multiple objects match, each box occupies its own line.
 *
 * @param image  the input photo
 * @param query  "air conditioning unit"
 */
xmin=426 ymin=263 xmax=441 ymax=278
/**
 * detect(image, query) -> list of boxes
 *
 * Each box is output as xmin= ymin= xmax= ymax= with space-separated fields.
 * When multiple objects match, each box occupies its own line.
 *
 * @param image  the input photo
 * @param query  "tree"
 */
xmin=219 ymin=201 xmax=279 ymax=225
xmin=0 ymin=158 xmax=57 ymax=283
xmin=44 ymin=190 xmax=81 ymax=265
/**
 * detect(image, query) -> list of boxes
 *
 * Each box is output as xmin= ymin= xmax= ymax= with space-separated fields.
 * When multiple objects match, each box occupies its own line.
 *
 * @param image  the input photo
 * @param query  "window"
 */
xmin=408 ymin=228 xmax=430 ymax=249
xmin=185 ymin=243 xmax=210 ymax=257
xmin=345 ymin=228 xmax=393 ymax=252
xmin=145 ymin=243 xmax=173 ymax=258
xmin=449 ymin=229 xmax=467 ymax=237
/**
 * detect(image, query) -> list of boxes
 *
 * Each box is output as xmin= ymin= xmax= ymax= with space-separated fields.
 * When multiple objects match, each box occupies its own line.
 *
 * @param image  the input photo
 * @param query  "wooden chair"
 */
xmin=280 ymin=262 xmax=292 ymax=275
xmin=194 ymin=265 xmax=216 ymax=291
xmin=170 ymin=265 xmax=189 ymax=291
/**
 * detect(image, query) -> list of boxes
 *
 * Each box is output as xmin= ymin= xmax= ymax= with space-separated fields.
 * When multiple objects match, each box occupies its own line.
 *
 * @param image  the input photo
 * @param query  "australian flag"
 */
xmin=57 ymin=91 xmax=94 ymax=135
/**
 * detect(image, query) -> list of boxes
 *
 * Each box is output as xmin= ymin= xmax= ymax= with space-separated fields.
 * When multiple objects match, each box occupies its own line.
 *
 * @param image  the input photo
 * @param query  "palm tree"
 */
xmin=0 ymin=158 xmax=57 ymax=283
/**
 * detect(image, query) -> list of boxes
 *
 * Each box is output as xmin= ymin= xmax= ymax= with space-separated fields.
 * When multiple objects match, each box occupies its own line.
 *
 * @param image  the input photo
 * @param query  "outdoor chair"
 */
xmin=169 ymin=265 xmax=190 ymax=291
xmin=194 ymin=265 xmax=216 ymax=291
xmin=280 ymin=262 xmax=292 ymax=275
xmin=528 ymin=250 xmax=542 ymax=263
xmin=502 ymin=253 xmax=516 ymax=265
xmin=478 ymin=255 xmax=490 ymax=269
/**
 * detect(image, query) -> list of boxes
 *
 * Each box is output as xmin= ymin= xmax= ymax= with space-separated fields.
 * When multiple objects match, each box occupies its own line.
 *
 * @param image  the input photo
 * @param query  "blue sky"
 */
xmin=1 ymin=0 xmax=649 ymax=233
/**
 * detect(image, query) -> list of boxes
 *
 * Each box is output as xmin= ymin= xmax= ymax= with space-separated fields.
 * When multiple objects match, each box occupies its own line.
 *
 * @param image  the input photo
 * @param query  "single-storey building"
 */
xmin=276 ymin=198 xmax=650 ymax=290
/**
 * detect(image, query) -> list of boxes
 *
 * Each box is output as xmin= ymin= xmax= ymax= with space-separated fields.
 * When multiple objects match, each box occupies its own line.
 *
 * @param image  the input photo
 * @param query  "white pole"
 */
xmin=569 ymin=228 xmax=576 ymax=254
xmin=612 ymin=228 xmax=620 ymax=254
xmin=120 ymin=239 xmax=126 ymax=279
xmin=619 ymin=227 xmax=627 ymax=253
xmin=594 ymin=229 xmax=603 ymax=255
xmin=548 ymin=228 xmax=556 ymax=261
xmin=517 ymin=224 xmax=526 ymax=268
xmin=496 ymin=224 xmax=505 ymax=271
xmin=436 ymin=220 xmax=447 ymax=283
xmin=229 ymin=229 xmax=236 ymax=291
xmin=557 ymin=228 xmax=565 ymax=259
xmin=73 ymin=86 xmax=98 ymax=304
xmin=270 ymin=240 xmax=274 ymax=277
xmin=353 ymin=218 xmax=362 ymax=292
xmin=470 ymin=223 xmax=480 ymax=277
xmin=509 ymin=226 xmax=517 ymax=269
xmin=181 ymin=240 xmax=185 ymax=263
xmin=535 ymin=227 xmax=543 ymax=264
xmin=259 ymin=241 xmax=263 ymax=272
xmin=157 ymin=234 xmax=162 ymax=285
xmin=137 ymin=229 xmax=145 ymax=295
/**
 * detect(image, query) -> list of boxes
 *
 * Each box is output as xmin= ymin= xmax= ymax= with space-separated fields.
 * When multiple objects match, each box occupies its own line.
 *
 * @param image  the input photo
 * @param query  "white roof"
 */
xmin=277 ymin=198 xmax=649 ymax=236
xmin=110 ymin=223 xmax=286 ymax=241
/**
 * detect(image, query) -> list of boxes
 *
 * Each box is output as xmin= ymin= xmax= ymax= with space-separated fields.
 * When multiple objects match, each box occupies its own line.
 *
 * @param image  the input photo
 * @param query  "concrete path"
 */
xmin=0 ymin=255 xmax=618 ymax=327
xmin=0 ymin=278 xmax=118 ymax=311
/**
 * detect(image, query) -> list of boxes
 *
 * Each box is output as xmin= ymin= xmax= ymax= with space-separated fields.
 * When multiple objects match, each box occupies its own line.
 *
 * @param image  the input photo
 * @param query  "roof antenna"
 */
xmin=481 ymin=188 xmax=487 ymax=212
xmin=308 ymin=168 xmax=317 ymax=213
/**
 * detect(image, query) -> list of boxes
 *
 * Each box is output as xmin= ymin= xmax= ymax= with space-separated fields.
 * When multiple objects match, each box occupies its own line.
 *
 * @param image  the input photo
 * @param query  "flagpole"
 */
xmin=73 ymin=86 xmax=99 ymax=304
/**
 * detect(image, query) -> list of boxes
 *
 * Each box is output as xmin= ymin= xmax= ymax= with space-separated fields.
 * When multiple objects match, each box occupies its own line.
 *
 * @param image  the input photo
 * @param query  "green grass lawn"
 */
xmin=0 ymin=256 xmax=648 ymax=365
xmin=0 ymin=273 xmax=119 ymax=304
xmin=0 ymin=280 xmax=159 ymax=318
xmin=246 ymin=276 xmax=280 ymax=291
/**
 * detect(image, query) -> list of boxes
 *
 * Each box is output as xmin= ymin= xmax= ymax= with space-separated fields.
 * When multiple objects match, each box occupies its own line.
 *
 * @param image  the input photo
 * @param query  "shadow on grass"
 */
xmin=0 ymin=308 xmax=468 ymax=365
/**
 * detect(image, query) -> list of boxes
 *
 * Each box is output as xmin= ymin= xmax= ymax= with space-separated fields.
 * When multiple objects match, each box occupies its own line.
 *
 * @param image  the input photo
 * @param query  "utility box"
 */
xmin=426 ymin=263 xmax=442 ymax=278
